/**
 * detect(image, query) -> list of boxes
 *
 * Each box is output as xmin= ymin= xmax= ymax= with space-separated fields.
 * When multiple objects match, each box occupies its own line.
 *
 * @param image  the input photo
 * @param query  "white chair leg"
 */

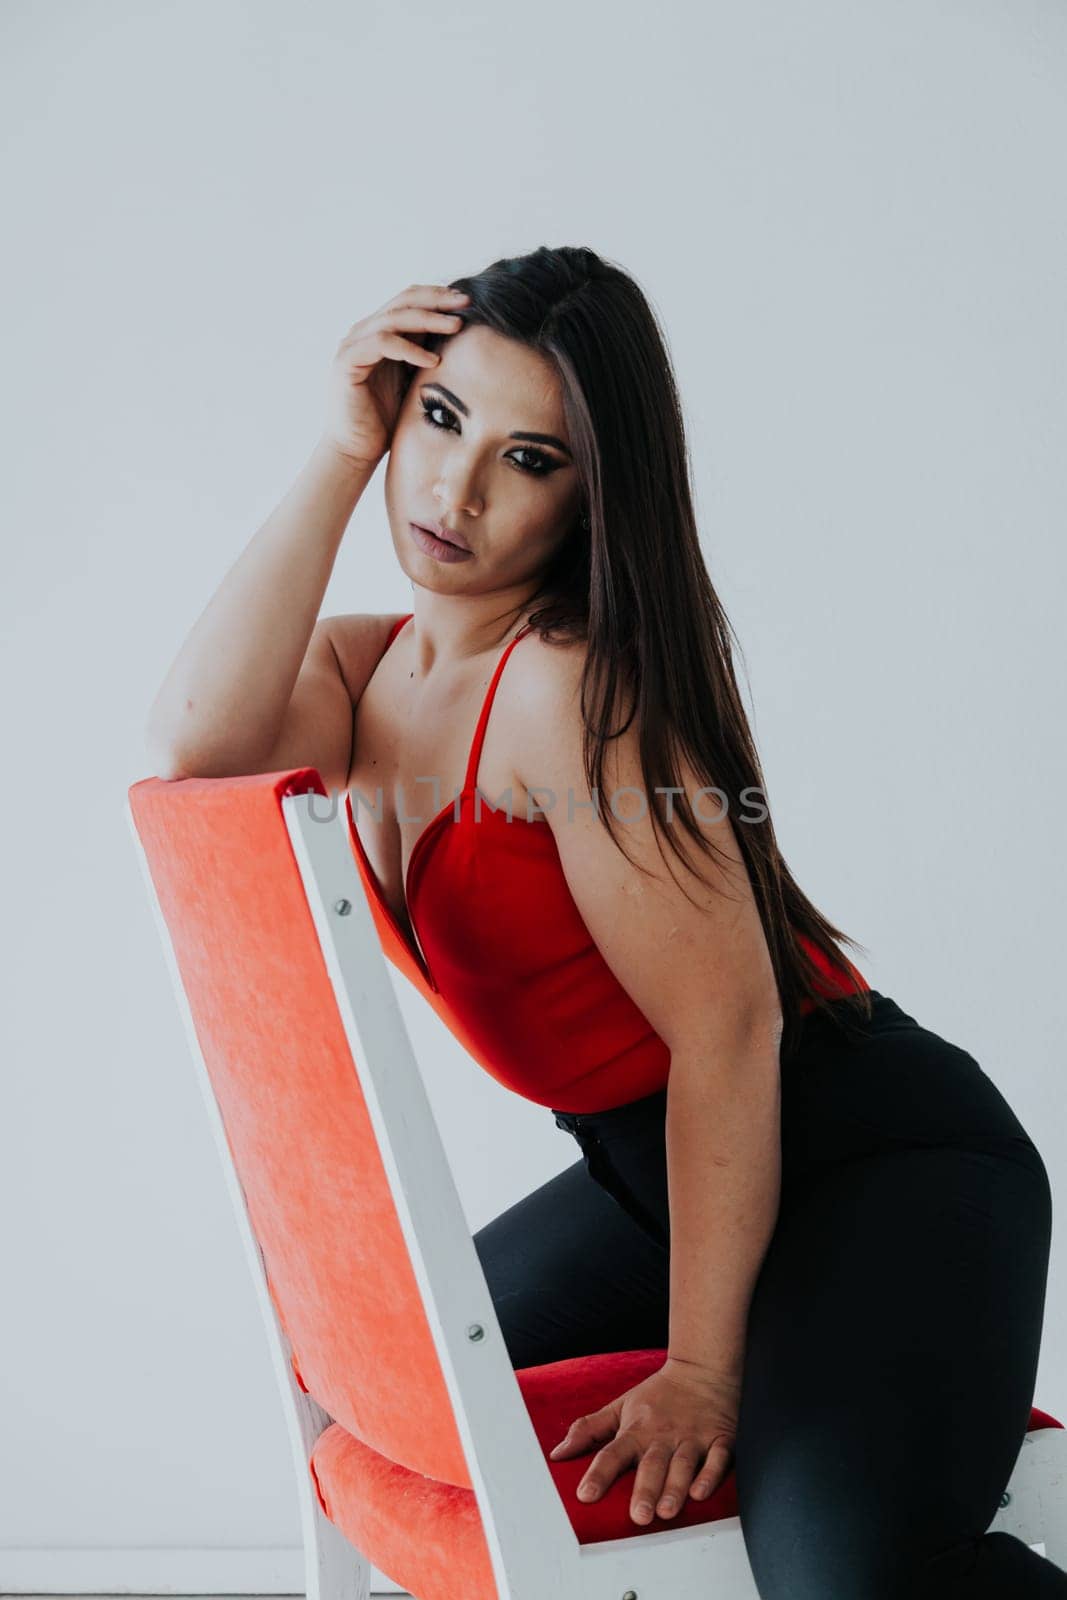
xmin=1029 ymin=1429 xmax=1067 ymax=1574
xmin=1038 ymin=1486 xmax=1067 ymax=1574
xmin=305 ymin=1492 xmax=374 ymax=1600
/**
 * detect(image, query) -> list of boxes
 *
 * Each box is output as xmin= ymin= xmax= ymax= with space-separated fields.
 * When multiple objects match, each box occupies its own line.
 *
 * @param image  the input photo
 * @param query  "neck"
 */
xmin=404 ymin=596 xmax=532 ymax=679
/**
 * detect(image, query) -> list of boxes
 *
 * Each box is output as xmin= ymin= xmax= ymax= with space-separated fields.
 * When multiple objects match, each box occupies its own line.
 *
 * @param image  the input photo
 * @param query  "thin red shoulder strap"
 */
xmin=462 ymin=623 xmax=535 ymax=792
xmin=383 ymin=612 xmax=414 ymax=652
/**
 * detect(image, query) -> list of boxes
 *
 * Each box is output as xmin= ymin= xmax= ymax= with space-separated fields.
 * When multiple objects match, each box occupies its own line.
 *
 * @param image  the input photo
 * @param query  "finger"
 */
xmin=576 ymin=1434 xmax=641 ymax=1501
xmin=549 ymin=1407 xmax=619 ymax=1460
xmin=347 ymin=286 xmax=469 ymax=339
xmin=688 ymin=1438 xmax=735 ymax=1500
xmin=339 ymin=304 xmax=465 ymax=349
xmin=379 ymin=306 xmax=467 ymax=334
xmin=654 ymin=1442 xmax=706 ymax=1519
xmin=336 ymin=326 xmax=441 ymax=369
xmin=629 ymin=1442 xmax=677 ymax=1524
xmin=383 ymin=283 xmax=470 ymax=314
xmin=377 ymin=331 xmax=442 ymax=367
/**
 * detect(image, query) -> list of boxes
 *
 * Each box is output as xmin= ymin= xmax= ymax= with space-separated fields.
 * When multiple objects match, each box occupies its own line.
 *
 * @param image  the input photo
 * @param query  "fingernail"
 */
xmin=578 ymin=1484 xmax=597 ymax=1500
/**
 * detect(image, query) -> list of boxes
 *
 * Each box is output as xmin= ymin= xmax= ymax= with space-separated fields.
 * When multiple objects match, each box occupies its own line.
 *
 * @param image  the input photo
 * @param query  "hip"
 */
xmin=550 ymin=992 xmax=1049 ymax=1239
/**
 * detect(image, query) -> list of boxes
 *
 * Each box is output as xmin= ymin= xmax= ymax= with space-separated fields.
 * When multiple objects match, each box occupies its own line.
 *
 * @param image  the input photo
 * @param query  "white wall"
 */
xmin=2 ymin=0 xmax=1065 ymax=1587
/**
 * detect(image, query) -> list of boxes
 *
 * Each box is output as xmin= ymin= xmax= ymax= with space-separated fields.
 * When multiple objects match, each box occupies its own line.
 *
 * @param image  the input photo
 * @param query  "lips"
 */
xmin=414 ymin=520 xmax=471 ymax=551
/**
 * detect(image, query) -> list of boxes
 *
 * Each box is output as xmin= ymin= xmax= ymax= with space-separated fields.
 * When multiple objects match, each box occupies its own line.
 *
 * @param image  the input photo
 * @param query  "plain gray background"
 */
xmin=2 ymin=0 xmax=1064 ymax=1590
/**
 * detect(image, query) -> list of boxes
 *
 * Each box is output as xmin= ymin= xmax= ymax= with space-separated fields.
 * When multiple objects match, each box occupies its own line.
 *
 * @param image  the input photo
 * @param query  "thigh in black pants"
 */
xmin=472 ymin=992 xmax=1062 ymax=1597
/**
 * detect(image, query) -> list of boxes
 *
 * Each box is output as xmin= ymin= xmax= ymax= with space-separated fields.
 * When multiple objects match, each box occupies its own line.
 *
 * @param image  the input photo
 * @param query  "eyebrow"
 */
xmin=419 ymin=382 xmax=573 ymax=458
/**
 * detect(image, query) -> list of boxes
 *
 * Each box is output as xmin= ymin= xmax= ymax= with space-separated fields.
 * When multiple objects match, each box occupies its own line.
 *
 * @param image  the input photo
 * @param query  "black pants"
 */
xmin=473 ymin=992 xmax=1064 ymax=1597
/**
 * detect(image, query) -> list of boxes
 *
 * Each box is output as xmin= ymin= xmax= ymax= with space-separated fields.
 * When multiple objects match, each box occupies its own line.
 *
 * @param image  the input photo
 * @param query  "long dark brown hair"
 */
xmin=404 ymin=244 xmax=873 ymax=1063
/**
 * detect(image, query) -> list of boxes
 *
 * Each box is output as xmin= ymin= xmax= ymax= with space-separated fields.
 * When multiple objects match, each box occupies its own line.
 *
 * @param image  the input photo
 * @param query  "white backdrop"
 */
xmin=2 ymin=0 xmax=1065 ymax=1590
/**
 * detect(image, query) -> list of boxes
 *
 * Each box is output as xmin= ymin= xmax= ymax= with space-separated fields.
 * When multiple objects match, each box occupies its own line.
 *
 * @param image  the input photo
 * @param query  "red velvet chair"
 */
xmin=127 ymin=768 xmax=1067 ymax=1600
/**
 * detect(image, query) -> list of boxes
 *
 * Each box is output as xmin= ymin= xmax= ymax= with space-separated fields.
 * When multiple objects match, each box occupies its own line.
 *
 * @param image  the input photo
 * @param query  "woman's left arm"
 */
xmin=515 ymin=641 xmax=785 ymax=1381
xmin=664 ymin=1020 xmax=782 ymax=1382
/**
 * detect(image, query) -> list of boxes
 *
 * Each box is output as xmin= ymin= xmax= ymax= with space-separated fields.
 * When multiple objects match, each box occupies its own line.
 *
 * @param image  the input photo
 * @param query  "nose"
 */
xmin=433 ymin=461 xmax=484 ymax=519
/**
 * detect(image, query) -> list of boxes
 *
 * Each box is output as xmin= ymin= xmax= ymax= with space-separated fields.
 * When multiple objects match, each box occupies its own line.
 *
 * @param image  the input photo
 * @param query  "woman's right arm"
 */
xmin=144 ymin=438 xmax=378 ymax=785
xmin=143 ymin=281 xmax=469 ymax=788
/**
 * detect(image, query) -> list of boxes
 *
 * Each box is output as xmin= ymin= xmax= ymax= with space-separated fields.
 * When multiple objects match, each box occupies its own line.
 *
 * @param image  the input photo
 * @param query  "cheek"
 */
xmin=533 ymin=481 xmax=580 ymax=531
xmin=384 ymin=419 xmax=423 ymax=492
xmin=393 ymin=411 xmax=450 ymax=482
xmin=513 ymin=506 xmax=576 ymax=563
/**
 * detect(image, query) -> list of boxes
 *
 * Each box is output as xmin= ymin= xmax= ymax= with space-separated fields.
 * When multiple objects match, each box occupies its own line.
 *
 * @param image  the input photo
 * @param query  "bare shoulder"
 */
xmin=513 ymin=625 xmax=636 ymax=739
xmin=512 ymin=627 xmax=652 ymax=829
xmin=509 ymin=629 xmax=592 ymax=802
xmin=319 ymin=611 xmax=411 ymax=703
xmin=513 ymin=626 xmax=588 ymax=710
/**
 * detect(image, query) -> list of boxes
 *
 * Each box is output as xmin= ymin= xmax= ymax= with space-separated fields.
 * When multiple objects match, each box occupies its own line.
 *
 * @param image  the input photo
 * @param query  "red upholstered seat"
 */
xmin=307 ymin=1342 xmax=1064 ymax=1600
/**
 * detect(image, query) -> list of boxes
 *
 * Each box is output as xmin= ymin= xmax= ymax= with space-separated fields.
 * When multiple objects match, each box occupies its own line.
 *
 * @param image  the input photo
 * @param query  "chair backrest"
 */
xmin=127 ymin=767 xmax=477 ymax=1486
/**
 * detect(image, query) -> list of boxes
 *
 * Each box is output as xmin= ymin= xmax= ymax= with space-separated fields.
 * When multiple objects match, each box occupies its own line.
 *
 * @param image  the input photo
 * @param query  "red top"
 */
xmin=345 ymin=614 xmax=869 ymax=1112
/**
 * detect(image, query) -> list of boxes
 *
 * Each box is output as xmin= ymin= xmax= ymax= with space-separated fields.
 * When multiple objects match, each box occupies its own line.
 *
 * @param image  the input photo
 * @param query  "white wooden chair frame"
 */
xmin=128 ymin=787 xmax=1067 ymax=1600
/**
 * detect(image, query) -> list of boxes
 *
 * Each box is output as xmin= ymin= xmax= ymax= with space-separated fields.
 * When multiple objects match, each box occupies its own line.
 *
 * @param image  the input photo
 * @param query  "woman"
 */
xmin=146 ymin=246 xmax=1060 ymax=1596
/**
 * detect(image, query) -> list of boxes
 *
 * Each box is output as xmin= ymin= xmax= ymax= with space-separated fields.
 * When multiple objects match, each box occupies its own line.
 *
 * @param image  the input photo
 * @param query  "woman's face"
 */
xmin=384 ymin=323 xmax=582 ymax=591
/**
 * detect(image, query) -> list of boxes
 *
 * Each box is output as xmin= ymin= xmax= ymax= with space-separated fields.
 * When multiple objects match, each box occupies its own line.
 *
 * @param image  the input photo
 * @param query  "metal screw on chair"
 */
xmin=467 ymin=1323 xmax=485 ymax=1342
xmin=1000 ymin=1491 xmax=1011 ymax=1508
xmin=333 ymin=898 xmax=352 ymax=916
xmin=622 ymin=1590 xmax=638 ymax=1599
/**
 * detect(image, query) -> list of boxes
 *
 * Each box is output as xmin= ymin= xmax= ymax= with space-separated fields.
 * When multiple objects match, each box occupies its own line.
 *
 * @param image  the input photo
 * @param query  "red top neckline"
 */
xmin=345 ymin=614 xmax=538 ymax=990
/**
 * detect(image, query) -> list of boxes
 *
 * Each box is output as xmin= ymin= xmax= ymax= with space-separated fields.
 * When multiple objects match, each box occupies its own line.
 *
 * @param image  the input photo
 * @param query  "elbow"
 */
xmin=745 ymin=973 xmax=785 ymax=1052
xmin=144 ymin=742 xmax=186 ymax=782
xmin=143 ymin=724 xmax=196 ymax=782
xmin=666 ymin=999 xmax=783 ymax=1072
xmin=732 ymin=992 xmax=784 ymax=1053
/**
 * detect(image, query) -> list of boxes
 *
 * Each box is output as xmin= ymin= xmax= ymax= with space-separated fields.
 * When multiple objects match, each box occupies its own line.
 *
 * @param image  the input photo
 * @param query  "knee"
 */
xmin=735 ymin=1450 xmax=939 ymax=1600
xmin=737 ymin=1505 xmax=901 ymax=1598
xmin=737 ymin=1488 xmax=1029 ymax=1600
xmin=471 ymin=1233 xmax=571 ymax=1371
xmin=479 ymin=1282 xmax=583 ymax=1372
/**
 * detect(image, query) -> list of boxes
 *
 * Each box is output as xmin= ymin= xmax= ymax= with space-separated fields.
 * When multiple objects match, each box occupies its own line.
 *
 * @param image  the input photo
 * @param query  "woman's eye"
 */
xmin=418 ymin=396 xmax=556 ymax=476
xmin=511 ymin=447 xmax=552 ymax=475
xmin=420 ymin=398 xmax=458 ymax=432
